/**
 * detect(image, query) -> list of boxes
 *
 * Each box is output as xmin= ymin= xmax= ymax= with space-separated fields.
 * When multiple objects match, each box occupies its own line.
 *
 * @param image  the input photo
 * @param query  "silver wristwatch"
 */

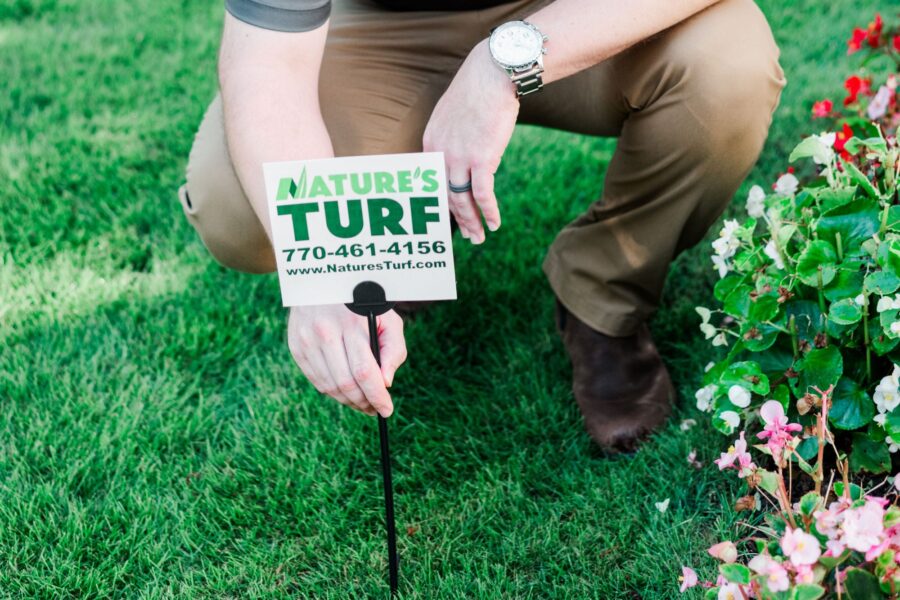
xmin=488 ymin=20 xmax=548 ymax=98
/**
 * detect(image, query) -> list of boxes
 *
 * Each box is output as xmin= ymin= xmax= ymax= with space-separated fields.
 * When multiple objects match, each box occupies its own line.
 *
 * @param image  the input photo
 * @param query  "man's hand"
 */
xmin=287 ymin=305 xmax=407 ymax=417
xmin=423 ymin=40 xmax=520 ymax=245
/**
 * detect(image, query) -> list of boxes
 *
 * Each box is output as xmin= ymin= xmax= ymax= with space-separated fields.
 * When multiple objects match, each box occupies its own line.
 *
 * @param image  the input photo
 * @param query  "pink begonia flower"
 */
xmin=715 ymin=432 xmax=756 ymax=477
xmin=707 ymin=541 xmax=738 ymax=563
xmin=841 ymin=499 xmax=885 ymax=553
xmin=826 ymin=538 xmax=846 ymax=557
xmin=868 ymin=85 xmax=893 ymax=120
xmin=757 ymin=401 xmax=802 ymax=461
xmin=795 ymin=564 xmax=816 ymax=585
xmin=781 ymin=527 xmax=821 ymax=566
xmin=748 ymin=554 xmax=790 ymax=592
xmin=679 ymin=566 xmax=698 ymax=593
xmin=717 ymin=582 xmax=744 ymax=600
xmin=814 ymin=501 xmax=846 ymax=539
xmin=895 ymin=475 xmax=900 ymax=493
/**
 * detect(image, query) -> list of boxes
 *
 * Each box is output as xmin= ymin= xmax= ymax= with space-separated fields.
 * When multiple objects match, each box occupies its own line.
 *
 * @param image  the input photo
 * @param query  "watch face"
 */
xmin=490 ymin=22 xmax=543 ymax=68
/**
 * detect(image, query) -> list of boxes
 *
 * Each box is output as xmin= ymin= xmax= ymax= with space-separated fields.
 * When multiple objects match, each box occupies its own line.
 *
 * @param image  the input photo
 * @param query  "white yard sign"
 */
xmin=263 ymin=152 xmax=457 ymax=307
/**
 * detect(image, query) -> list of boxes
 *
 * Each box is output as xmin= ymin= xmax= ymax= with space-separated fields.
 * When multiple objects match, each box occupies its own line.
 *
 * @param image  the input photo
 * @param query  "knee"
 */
xmin=181 ymin=97 xmax=276 ymax=275
xmin=668 ymin=0 xmax=787 ymax=161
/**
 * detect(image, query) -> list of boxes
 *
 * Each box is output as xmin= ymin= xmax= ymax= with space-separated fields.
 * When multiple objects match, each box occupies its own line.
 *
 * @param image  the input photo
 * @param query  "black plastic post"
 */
xmin=346 ymin=281 xmax=398 ymax=595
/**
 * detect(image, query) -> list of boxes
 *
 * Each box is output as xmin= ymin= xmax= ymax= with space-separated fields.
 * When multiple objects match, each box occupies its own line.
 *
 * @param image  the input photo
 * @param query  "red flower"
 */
xmin=844 ymin=75 xmax=872 ymax=106
xmin=812 ymin=99 xmax=833 ymax=118
xmin=867 ymin=14 xmax=884 ymax=48
xmin=894 ymin=35 xmax=900 ymax=53
xmin=833 ymin=123 xmax=854 ymax=160
xmin=848 ymin=27 xmax=867 ymax=54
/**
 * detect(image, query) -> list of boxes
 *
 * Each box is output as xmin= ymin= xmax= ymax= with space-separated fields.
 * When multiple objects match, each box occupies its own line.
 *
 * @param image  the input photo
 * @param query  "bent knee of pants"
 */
xmin=179 ymin=97 xmax=276 ymax=275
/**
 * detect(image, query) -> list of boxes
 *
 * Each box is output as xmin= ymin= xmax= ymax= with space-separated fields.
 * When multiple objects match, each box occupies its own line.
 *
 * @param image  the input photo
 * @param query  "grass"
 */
xmin=0 ymin=0 xmax=892 ymax=597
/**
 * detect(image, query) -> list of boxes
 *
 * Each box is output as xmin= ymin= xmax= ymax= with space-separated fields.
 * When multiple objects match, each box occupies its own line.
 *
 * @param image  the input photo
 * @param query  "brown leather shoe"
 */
xmin=556 ymin=301 xmax=674 ymax=453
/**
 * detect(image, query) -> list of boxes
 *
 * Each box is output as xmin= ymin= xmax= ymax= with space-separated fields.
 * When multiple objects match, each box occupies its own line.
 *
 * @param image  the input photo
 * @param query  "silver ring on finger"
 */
xmin=448 ymin=180 xmax=472 ymax=193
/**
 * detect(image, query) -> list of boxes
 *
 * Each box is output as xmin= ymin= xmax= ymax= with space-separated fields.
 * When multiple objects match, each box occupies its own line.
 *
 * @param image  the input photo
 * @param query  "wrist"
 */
xmin=469 ymin=40 xmax=520 ymax=105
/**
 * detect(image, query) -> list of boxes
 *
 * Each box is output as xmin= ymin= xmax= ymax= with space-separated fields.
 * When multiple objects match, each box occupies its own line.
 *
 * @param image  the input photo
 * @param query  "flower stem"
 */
xmin=817 ymin=267 xmax=826 ymax=314
xmin=789 ymin=314 xmax=798 ymax=359
xmin=835 ymin=232 xmax=843 ymax=262
xmin=881 ymin=202 xmax=891 ymax=236
xmin=863 ymin=294 xmax=872 ymax=384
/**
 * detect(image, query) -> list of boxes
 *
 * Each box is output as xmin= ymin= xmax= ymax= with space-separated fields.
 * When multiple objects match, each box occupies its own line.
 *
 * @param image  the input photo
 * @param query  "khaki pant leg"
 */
xmin=180 ymin=95 xmax=276 ymax=274
xmin=521 ymin=0 xmax=786 ymax=336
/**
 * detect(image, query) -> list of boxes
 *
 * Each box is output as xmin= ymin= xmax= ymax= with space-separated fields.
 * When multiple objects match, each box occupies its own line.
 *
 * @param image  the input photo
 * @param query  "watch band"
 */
xmin=510 ymin=64 xmax=544 ymax=97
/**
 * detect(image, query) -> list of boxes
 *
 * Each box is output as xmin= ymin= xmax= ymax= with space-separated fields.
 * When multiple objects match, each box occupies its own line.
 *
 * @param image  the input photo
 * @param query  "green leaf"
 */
xmin=844 ymin=135 xmax=888 ymax=155
xmin=798 ymin=491 xmax=821 ymax=516
xmin=749 ymin=294 xmax=780 ymax=323
xmin=714 ymin=275 xmax=745 ymax=302
xmin=829 ymin=298 xmax=863 ymax=325
xmin=887 ymin=205 xmax=900 ymax=231
xmin=865 ymin=270 xmax=900 ymax=296
xmin=796 ymin=240 xmax=837 ymax=287
xmin=849 ymin=433 xmax=891 ymax=474
xmin=722 ymin=287 xmax=751 ymax=319
xmin=843 ymin=568 xmax=882 ymax=599
xmin=786 ymin=300 xmax=825 ymax=344
xmin=789 ymin=136 xmax=828 ymax=163
xmin=719 ymin=563 xmax=750 ymax=585
xmin=794 ymin=436 xmax=819 ymax=461
xmin=791 ymin=583 xmax=825 ymax=600
xmin=741 ymin=322 xmax=780 ymax=352
xmin=869 ymin=318 xmax=900 ymax=355
xmin=795 ymin=347 xmax=843 ymax=398
xmin=719 ymin=361 xmax=770 ymax=395
xmin=844 ymin=161 xmax=881 ymax=199
xmin=833 ymin=482 xmax=864 ymax=501
xmin=817 ymin=197 xmax=881 ymax=254
xmin=824 ymin=268 xmax=865 ymax=302
xmin=883 ymin=409 xmax=900 ymax=442
xmin=758 ymin=470 xmax=780 ymax=495
xmin=829 ymin=377 xmax=875 ymax=430
xmin=816 ymin=186 xmax=857 ymax=212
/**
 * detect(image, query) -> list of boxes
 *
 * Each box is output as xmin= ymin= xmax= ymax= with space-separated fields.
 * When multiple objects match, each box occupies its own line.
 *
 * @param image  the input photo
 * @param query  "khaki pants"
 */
xmin=179 ymin=0 xmax=785 ymax=336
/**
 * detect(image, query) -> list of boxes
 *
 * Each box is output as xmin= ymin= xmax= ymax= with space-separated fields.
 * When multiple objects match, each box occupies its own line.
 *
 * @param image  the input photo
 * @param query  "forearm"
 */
xmin=526 ymin=0 xmax=722 ymax=84
xmin=218 ymin=13 xmax=333 ymax=239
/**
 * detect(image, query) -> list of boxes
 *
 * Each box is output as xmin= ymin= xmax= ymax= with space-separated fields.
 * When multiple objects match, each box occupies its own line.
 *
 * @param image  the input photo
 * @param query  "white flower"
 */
xmin=712 ymin=333 xmax=728 ymax=347
xmin=655 ymin=498 xmax=670 ymax=513
xmin=873 ymin=364 xmax=900 ymax=415
xmin=855 ymin=294 xmax=866 ymax=306
xmin=877 ymin=294 xmax=900 ymax=312
xmin=720 ymin=410 xmax=740 ymax=432
xmin=712 ymin=220 xmax=741 ymax=259
xmin=811 ymin=132 xmax=837 ymax=165
xmin=774 ymin=173 xmax=799 ymax=196
xmin=700 ymin=323 xmax=717 ymax=339
xmin=876 ymin=413 xmax=887 ymax=426
xmin=711 ymin=254 xmax=731 ymax=278
xmin=728 ymin=385 xmax=751 ymax=408
xmin=680 ymin=419 xmax=697 ymax=431
xmin=868 ymin=85 xmax=893 ymax=120
xmin=888 ymin=436 xmax=900 ymax=453
xmin=705 ymin=362 xmax=716 ymax=372
xmin=891 ymin=321 xmax=900 ymax=335
xmin=746 ymin=185 xmax=766 ymax=218
xmin=763 ymin=240 xmax=785 ymax=270
xmin=696 ymin=384 xmax=717 ymax=412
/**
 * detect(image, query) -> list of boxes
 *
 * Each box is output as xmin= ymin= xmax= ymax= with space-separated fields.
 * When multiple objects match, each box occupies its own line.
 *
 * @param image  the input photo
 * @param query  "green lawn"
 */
xmin=0 ymin=0 xmax=891 ymax=597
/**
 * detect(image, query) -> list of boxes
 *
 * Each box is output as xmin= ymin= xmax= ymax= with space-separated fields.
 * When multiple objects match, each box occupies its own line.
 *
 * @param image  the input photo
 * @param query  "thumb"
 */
xmin=378 ymin=312 xmax=407 ymax=387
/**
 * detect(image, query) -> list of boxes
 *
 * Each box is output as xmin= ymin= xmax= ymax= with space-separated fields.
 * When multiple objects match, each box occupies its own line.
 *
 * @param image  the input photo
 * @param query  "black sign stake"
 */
xmin=347 ymin=281 xmax=399 ymax=596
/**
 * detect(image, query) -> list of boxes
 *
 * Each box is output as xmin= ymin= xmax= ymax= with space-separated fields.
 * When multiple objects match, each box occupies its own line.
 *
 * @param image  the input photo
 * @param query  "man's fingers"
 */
xmin=447 ymin=167 xmax=484 ymax=243
xmin=471 ymin=167 xmax=500 ymax=232
xmin=320 ymin=342 xmax=375 ymax=416
xmin=345 ymin=334 xmax=394 ymax=418
xmin=377 ymin=312 xmax=407 ymax=387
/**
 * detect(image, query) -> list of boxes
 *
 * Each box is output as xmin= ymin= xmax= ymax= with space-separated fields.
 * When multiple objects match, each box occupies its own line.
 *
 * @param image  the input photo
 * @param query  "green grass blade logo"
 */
xmin=277 ymin=166 xmax=308 ymax=201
